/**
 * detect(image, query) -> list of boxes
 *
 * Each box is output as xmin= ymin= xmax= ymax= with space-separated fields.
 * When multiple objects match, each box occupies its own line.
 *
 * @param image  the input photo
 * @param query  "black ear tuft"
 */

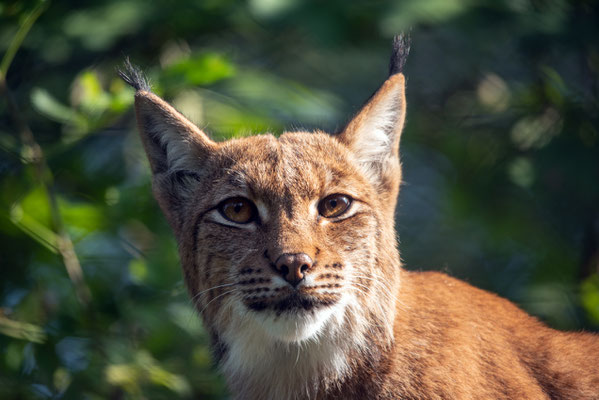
xmin=389 ymin=33 xmax=411 ymax=76
xmin=117 ymin=57 xmax=151 ymax=92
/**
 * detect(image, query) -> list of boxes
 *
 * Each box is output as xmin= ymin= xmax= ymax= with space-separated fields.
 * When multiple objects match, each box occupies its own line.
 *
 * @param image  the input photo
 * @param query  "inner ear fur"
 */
xmin=338 ymin=74 xmax=406 ymax=155
xmin=337 ymin=73 xmax=406 ymax=188
xmin=133 ymin=91 xmax=216 ymax=176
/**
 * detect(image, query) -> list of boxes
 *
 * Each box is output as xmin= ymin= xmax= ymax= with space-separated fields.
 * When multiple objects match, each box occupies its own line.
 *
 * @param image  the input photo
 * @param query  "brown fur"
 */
xmin=122 ymin=42 xmax=599 ymax=399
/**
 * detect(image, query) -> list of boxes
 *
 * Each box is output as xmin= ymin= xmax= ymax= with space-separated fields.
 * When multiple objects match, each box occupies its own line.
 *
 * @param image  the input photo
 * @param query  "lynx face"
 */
xmin=120 ymin=40 xmax=407 ymax=397
xmin=191 ymin=132 xmax=387 ymax=343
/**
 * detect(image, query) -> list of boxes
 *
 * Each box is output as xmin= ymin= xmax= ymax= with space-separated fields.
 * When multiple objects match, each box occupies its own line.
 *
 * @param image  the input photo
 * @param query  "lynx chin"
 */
xmin=120 ymin=36 xmax=599 ymax=399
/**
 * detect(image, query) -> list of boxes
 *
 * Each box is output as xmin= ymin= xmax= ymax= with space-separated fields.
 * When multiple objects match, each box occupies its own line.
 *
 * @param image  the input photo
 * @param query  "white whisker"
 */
xmin=199 ymin=289 xmax=239 ymax=315
xmin=191 ymin=282 xmax=238 ymax=303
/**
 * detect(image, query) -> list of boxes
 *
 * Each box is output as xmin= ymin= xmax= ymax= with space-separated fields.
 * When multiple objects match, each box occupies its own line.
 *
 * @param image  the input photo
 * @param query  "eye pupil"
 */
xmin=318 ymin=194 xmax=351 ymax=218
xmin=219 ymin=197 xmax=255 ymax=224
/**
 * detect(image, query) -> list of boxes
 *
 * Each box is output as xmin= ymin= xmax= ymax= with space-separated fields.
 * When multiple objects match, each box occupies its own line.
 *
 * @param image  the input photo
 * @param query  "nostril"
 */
xmin=274 ymin=253 xmax=314 ymax=285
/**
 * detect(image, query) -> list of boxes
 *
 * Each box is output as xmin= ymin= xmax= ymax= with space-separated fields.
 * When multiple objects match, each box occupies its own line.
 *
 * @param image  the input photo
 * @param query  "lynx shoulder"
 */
xmin=120 ymin=37 xmax=599 ymax=399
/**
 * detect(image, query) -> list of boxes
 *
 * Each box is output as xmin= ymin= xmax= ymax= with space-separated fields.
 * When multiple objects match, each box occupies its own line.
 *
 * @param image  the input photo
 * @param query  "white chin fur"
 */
xmin=220 ymin=297 xmax=354 ymax=400
xmin=249 ymin=306 xmax=337 ymax=343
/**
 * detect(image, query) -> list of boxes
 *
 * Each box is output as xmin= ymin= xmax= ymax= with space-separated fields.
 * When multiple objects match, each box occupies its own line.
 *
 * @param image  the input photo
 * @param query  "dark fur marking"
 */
xmin=389 ymin=33 xmax=411 ymax=76
xmin=244 ymin=291 xmax=340 ymax=313
xmin=331 ymin=211 xmax=371 ymax=224
xmin=239 ymin=278 xmax=270 ymax=285
xmin=317 ymin=273 xmax=342 ymax=280
xmin=205 ymin=220 xmax=244 ymax=230
xmin=192 ymin=207 xmax=221 ymax=257
xmin=117 ymin=58 xmax=151 ymax=92
xmin=204 ymin=253 xmax=215 ymax=281
xmin=170 ymin=170 xmax=203 ymax=186
xmin=248 ymin=301 xmax=268 ymax=311
xmin=242 ymin=287 xmax=270 ymax=293
xmin=209 ymin=330 xmax=228 ymax=364
xmin=304 ymin=283 xmax=342 ymax=290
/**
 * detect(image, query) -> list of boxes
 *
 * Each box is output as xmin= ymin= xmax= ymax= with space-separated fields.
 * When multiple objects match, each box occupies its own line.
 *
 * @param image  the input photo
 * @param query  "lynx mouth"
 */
xmin=241 ymin=289 xmax=344 ymax=343
xmin=246 ymin=290 xmax=340 ymax=313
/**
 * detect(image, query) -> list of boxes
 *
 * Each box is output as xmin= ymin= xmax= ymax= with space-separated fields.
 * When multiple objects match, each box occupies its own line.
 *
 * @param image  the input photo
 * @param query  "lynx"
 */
xmin=119 ymin=36 xmax=599 ymax=399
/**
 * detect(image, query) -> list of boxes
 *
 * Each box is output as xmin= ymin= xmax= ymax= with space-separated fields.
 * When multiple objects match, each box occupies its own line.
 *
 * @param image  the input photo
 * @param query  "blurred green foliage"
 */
xmin=1 ymin=0 xmax=598 ymax=398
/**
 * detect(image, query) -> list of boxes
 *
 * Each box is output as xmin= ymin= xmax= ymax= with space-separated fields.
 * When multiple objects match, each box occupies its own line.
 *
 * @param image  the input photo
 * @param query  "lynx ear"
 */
xmin=337 ymin=35 xmax=408 ymax=195
xmin=119 ymin=61 xmax=216 ymax=229
xmin=133 ymin=91 xmax=215 ymax=175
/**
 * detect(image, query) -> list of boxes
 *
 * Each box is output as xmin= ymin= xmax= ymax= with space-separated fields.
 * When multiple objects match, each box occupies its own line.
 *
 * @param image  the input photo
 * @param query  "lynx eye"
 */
xmin=318 ymin=194 xmax=352 ymax=218
xmin=218 ymin=197 xmax=256 ymax=224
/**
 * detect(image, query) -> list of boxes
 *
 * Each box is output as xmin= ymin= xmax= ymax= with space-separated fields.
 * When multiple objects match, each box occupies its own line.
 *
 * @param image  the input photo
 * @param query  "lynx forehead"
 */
xmin=121 ymin=35 xmax=599 ymax=400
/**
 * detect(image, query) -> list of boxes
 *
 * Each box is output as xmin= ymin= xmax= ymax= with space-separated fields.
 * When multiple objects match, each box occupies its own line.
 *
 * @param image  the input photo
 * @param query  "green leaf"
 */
xmin=59 ymin=198 xmax=105 ymax=236
xmin=76 ymin=70 xmax=111 ymax=115
xmin=581 ymin=274 xmax=599 ymax=324
xmin=0 ymin=315 xmax=46 ymax=343
xmin=165 ymin=52 xmax=236 ymax=86
xmin=31 ymin=88 xmax=88 ymax=129
xmin=105 ymin=350 xmax=191 ymax=396
xmin=9 ymin=203 xmax=59 ymax=254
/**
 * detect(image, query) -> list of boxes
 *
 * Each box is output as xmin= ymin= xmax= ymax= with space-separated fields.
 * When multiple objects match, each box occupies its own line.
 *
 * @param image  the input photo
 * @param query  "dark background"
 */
xmin=1 ymin=0 xmax=598 ymax=398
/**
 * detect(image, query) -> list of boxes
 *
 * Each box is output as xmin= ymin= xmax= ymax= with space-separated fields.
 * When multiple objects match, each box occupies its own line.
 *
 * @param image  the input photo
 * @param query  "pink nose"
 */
xmin=274 ymin=253 xmax=313 ymax=286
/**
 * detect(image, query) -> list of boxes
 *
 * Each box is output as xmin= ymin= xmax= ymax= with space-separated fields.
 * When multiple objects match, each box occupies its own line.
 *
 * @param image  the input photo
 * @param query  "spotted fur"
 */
xmin=123 ymin=38 xmax=599 ymax=399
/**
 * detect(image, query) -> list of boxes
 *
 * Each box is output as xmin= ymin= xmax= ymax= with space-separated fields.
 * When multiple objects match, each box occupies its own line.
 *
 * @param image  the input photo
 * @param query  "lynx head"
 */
xmin=121 ymin=36 xmax=409 ymax=396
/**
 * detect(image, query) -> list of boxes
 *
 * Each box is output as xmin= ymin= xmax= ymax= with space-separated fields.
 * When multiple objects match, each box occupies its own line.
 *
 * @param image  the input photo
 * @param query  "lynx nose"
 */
xmin=274 ymin=253 xmax=313 ymax=287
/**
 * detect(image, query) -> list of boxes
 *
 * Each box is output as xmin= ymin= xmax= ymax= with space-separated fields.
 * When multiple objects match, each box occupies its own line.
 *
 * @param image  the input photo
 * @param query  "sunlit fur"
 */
xmin=177 ymin=129 xmax=402 ymax=400
xmin=125 ymin=48 xmax=599 ymax=399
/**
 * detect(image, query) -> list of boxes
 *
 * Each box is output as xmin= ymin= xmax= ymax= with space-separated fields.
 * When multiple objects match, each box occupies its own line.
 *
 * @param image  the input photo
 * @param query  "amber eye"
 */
xmin=318 ymin=194 xmax=352 ymax=218
xmin=218 ymin=197 xmax=256 ymax=224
